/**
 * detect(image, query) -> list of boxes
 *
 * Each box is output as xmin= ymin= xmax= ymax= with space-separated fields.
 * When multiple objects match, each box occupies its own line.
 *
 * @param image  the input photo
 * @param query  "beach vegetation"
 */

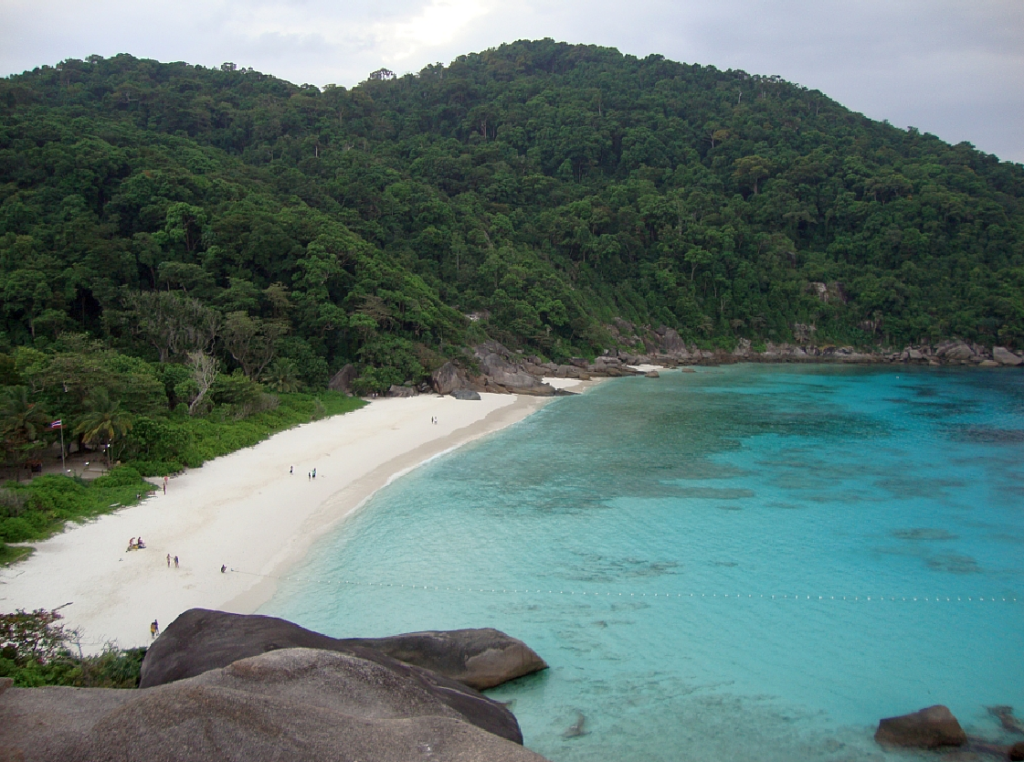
xmin=0 ymin=608 xmax=145 ymax=688
xmin=0 ymin=468 xmax=152 ymax=546
xmin=0 ymin=390 xmax=361 ymax=559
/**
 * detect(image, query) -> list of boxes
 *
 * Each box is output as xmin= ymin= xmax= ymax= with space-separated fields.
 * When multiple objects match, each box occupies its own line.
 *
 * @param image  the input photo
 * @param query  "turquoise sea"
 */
xmin=262 ymin=365 xmax=1024 ymax=761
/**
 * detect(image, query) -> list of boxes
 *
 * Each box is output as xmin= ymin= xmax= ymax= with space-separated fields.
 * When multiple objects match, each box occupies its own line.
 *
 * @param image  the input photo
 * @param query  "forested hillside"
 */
xmin=2 ymin=39 xmax=1023 ymax=386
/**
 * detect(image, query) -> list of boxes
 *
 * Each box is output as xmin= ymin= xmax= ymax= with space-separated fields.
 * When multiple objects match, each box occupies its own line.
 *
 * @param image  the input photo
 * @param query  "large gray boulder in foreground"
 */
xmin=0 ymin=648 xmax=549 ymax=762
xmin=140 ymin=608 xmax=547 ymax=691
xmin=874 ymin=705 xmax=967 ymax=749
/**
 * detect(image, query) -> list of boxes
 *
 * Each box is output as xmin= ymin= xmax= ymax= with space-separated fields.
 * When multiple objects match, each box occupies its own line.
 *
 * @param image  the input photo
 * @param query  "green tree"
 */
xmin=73 ymin=389 xmax=133 ymax=465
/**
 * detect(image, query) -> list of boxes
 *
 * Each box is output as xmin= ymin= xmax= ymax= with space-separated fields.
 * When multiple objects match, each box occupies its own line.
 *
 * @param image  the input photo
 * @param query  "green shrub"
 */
xmin=0 ymin=609 xmax=145 ymax=688
xmin=0 ymin=517 xmax=36 ymax=543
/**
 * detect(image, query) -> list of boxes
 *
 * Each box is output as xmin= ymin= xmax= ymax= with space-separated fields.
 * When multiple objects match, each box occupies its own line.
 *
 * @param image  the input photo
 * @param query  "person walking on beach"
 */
xmin=312 ymin=468 xmax=316 ymax=479
xmin=174 ymin=555 xmax=179 ymax=568
xmin=166 ymin=553 xmax=171 ymax=568
xmin=150 ymin=620 xmax=159 ymax=639
xmin=221 ymin=564 xmax=226 ymax=573
xmin=290 ymin=466 xmax=293 ymax=475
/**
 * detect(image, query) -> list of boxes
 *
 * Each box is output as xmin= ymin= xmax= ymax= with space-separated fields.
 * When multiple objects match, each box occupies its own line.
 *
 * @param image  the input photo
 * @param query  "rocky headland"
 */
xmin=405 ymin=326 xmax=1024 ymax=402
xmin=326 ymin=320 xmax=1024 ymax=401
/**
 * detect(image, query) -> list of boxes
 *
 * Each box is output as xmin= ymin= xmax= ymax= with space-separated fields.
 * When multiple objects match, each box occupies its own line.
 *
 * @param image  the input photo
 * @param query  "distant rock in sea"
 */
xmin=874 ymin=705 xmax=967 ymax=749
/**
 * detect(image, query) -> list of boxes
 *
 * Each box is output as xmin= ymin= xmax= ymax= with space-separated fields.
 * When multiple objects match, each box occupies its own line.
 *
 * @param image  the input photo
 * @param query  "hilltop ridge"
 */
xmin=1 ymin=38 xmax=1023 ymax=391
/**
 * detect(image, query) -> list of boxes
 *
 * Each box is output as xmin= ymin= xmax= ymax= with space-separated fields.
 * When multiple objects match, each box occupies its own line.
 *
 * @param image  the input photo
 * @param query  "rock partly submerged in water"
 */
xmin=0 ymin=647 xmax=548 ymax=762
xmin=139 ymin=609 xmax=547 ymax=692
xmin=874 ymin=705 xmax=967 ymax=749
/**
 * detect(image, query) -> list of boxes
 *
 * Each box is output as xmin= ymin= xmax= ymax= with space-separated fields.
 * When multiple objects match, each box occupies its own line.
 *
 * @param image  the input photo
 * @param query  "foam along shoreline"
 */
xmin=0 ymin=381 xmax=601 ymax=652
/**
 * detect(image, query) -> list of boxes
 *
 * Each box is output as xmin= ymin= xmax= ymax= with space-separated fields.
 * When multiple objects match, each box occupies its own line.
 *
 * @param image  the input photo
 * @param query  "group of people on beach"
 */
xmin=165 ymin=553 xmax=179 ymax=568
xmin=126 ymin=537 xmax=146 ymax=551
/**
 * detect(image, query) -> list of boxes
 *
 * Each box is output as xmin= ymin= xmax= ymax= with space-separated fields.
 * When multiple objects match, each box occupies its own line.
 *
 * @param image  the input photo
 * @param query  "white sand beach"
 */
xmin=0 ymin=385 xmax=591 ymax=652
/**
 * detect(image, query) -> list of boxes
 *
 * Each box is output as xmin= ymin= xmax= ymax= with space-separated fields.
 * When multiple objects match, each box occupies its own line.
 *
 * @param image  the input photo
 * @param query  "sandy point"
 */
xmin=0 ymin=385 xmax=595 ymax=652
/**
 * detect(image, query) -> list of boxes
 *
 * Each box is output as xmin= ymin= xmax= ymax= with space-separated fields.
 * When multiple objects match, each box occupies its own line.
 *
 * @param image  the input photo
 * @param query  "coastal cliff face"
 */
xmin=0 ymin=610 xmax=552 ymax=762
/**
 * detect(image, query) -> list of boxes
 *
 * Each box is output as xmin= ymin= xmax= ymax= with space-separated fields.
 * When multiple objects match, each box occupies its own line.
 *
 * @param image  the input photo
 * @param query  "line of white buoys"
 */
xmin=231 ymin=569 xmax=1019 ymax=605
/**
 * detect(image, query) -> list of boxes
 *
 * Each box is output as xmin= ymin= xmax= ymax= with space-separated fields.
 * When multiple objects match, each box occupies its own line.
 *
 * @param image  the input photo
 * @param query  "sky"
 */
xmin=2 ymin=0 xmax=1022 ymax=163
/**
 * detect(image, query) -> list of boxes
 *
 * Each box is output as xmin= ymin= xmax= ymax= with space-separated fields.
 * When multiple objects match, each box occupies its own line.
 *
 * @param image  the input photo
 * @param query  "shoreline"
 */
xmin=0 ymin=379 xmax=604 ymax=652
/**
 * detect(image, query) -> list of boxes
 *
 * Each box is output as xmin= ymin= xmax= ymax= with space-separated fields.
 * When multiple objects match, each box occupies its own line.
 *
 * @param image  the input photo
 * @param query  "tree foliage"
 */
xmin=0 ymin=40 xmax=1022 ymax=380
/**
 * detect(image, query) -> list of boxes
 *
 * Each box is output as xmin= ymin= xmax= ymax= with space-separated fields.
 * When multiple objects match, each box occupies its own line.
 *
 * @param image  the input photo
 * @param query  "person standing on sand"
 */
xmin=166 ymin=554 xmax=170 ymax=567
xmin=174 ymin=555 xmax=179 ymax=568
xmin=221 ymin=564 xmax=226 ymax=573
xmin=290 ymin=466 xmax=293 ymax=475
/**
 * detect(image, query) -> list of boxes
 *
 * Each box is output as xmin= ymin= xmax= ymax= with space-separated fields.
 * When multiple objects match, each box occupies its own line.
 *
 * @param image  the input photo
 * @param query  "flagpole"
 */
xmin=60 ymin=421 xmax=66 ymax=474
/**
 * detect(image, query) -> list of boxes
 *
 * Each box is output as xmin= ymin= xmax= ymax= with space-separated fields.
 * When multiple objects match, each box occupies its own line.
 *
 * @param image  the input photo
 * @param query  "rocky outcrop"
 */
xmin=988 ymin=705 xmax=1024 ymax=734
xmin=327 ymin=363 xmax=357 ymax=393
xmin=343 ymin=628 xmax=549 ymax=690
xmin=432 ymin=362 xmax=464 ymax=394
xmin=474 ymin=341 xmax=557 ymax=395
xmin=0 ymin=648 xmax=547 ymax=762
xmin=1011 ymin=741 xmax=1024 ymax=761
xmin=433 ymin=332 xmax=1019 ymax=396
xmin=599 ymin=321 xmax=1024 ymax=370
xmin=994 ymin=347 xmax=1024 ymax=366
xmin=139 ymin=609 xmax=547 ymax=692
xmin=386 ymin=384 xmax=418 ymax=397
xmin=452 ymin=389 xmax=481 ymax=400
xmin=874 ymin=705 xmax=967 ymax=749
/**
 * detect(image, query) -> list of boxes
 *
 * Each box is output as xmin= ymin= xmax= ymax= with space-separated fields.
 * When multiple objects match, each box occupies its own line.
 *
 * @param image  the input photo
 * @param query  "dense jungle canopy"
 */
xmin=1 ymin=38 xmax=1023 ymax=393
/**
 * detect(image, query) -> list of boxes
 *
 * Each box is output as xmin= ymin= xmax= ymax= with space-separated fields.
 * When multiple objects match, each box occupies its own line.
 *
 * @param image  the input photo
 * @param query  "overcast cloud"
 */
xmin=2 ymin=0 xmax=1021 ymax=162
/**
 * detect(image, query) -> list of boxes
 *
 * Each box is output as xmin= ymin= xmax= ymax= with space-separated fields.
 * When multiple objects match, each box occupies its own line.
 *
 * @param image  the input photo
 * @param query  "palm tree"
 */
xmin=74 ymin=389 xmax=133 ymax=466
xmin=1 ymin=387 xmax=51 ymax=475
xmin=1 ymin=387 xmax=51 ymax=445
xmin=261 ymin=359 xmax=301 ymax=393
